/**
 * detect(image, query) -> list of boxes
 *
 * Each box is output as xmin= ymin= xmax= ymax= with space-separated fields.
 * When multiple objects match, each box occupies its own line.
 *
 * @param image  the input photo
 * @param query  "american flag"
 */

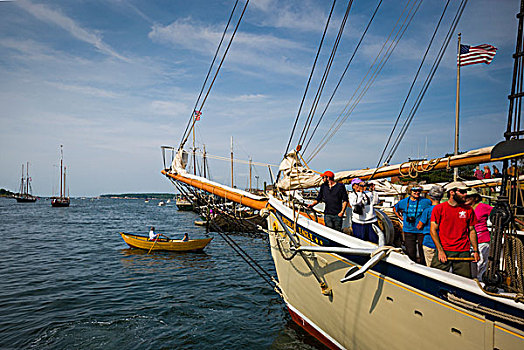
xmin=458 ymin=44 xmax=497 ymax=67
xmin=194 ymin=110 xmax=202 ymax=121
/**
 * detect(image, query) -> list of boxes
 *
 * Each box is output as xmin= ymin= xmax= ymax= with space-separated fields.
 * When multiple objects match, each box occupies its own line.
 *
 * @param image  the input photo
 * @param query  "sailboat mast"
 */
xmin=454 ymin=33 xmax=461 ymax=181
xmin=64 ymin=166 xmax=67 ymax=199
xmin=230 ymin=136 xmax=234 ymax=188
xmin=203 ymin=144 xmax=207 ymax=178
xmin=249 ymin=157 xmax=252 ymax=192
xmin=193 ymin=114 xmax=196 ymax=176
xmin=20 ymin=164 xmax=24 ymax=194
xmin=26 ymin=162 xmax=29 ymax=195
xmin=60 ymin=145 xmax=63 ymax=198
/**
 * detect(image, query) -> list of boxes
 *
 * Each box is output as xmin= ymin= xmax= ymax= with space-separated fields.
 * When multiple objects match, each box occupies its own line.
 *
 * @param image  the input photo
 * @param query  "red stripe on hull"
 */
xmin=287 ymin=305 xmax=340 ymax=350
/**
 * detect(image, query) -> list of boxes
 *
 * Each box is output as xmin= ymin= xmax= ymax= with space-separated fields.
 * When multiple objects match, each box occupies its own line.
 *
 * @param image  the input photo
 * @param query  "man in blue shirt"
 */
xmin=307 ymin=170 xmax=349 ymax=232
xmin=416 ymin=185 xmax=444 ymax=266
xmin=393 ymin=185 xmax=431 ymax=263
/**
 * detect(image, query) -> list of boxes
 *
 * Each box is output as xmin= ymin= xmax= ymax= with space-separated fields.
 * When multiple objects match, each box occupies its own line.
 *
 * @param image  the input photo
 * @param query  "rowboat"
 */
xmin=119 ymin=232 xmax=212 ymax=252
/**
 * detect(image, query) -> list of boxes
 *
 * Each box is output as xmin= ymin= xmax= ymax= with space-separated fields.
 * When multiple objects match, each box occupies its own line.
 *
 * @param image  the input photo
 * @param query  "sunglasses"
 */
xmin=412 ymin=189 xmax=422 ymax=193
xmin=457 ymin=189 xmax=468 ymax=194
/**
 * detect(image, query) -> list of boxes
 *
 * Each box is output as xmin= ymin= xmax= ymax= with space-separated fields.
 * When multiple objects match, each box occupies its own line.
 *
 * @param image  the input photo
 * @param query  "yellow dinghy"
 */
xmin=120 ymin=232 xmax=212 ymax=252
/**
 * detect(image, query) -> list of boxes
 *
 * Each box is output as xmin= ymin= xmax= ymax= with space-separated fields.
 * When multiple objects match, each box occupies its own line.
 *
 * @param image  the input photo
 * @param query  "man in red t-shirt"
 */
xmin=430 ymin=181 xmax=480 ymax=278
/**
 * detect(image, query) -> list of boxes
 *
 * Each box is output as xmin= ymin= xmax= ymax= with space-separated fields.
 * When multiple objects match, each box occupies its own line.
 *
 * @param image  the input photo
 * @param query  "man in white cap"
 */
xmin=430 ymin=182 xmax=480 ymax=278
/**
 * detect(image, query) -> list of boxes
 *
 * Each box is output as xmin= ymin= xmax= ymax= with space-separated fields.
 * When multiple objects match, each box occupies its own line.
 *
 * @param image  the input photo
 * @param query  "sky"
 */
xmin=0 ymin=0 xmax=520 ymax=197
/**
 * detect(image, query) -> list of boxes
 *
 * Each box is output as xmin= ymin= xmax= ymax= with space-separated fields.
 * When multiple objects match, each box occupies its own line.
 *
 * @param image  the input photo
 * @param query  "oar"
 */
xmin=147 ymin=236 xmax=160 ymax=254
xmin=447 ymin=257 xmax=474 ymax=261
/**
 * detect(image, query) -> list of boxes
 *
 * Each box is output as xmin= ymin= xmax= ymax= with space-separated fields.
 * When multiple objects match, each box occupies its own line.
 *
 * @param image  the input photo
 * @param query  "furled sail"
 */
xmin=276 ymin=146 xmax=494 ymax=190
xmin=171 ymin=148 xmax=189 ymax=174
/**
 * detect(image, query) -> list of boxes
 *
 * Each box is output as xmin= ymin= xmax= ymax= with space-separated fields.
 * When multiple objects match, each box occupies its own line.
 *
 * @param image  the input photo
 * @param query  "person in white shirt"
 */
xmin=349 ymin=178 xmax=382 ymax=244
xmin=149 ymin=226 xmax=160 ymax=241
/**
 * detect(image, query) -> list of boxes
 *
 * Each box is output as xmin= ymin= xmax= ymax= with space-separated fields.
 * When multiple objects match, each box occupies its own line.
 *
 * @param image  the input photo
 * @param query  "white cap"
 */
xmin=444 ymin=181 xmax=470 ymax=191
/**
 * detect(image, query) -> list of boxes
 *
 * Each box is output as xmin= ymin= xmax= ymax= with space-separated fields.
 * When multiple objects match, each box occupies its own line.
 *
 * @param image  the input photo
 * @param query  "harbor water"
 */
xmin=0 ymin=198 xmax=322 ymax=349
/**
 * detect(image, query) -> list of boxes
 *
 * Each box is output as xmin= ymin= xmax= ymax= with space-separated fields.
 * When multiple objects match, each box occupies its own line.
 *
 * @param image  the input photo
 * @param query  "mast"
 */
xmin=249 ymin=157 xmax=252 ymax=192
xmin=64 ymin=166 xmax=67 ymax=199
xmin=20 ymin=164 xmax=24 ymax=195
xmin=230 ymin=136 xmax=234 ymax=188
xmin=203 ymin=144 xmax=207 ymax=178
xmin=454 ymin=33 xmax=461 ymax=181
xmin=60 ymin=145 xmax=63 ymax=198
xmin=26 ymin=162 xmax=29 ymax=195
xmin=193 ymin=114 xmax=196 ymax=176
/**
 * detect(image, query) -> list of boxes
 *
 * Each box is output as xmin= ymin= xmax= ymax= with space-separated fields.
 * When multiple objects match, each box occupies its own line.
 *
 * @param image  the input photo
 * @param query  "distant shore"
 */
xmin=100 ymin=193 xmax=175 ymax=200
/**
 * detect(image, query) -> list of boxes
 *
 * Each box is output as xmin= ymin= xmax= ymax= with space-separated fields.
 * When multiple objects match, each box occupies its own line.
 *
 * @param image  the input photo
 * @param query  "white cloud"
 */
xmin=16 ymin=0 xmax=129 ymax=62
xmin=47 ymin=82 xmax=122 ymax=98
xmin=148 ymin=17 xmax=310 ymax=76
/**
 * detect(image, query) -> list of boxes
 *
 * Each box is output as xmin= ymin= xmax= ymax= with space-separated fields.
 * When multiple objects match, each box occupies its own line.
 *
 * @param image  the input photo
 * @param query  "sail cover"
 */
xmin=171 ymin=148 xmax=189 ymax=174
xmin=276 ymin=147 xmax=494 ymax=190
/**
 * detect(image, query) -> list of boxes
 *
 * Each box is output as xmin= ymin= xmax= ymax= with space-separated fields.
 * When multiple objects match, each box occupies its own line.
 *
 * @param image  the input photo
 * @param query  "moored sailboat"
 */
xmin=14 ymin=162 xmax=37 ymax=203
xmin=51 ymin=145 xmax=70 ymax=207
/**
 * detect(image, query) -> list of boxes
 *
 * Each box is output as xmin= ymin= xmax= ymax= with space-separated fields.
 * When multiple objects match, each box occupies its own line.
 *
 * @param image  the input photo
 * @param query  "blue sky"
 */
xmin=0 ymin=0 xmax=519 ymax=196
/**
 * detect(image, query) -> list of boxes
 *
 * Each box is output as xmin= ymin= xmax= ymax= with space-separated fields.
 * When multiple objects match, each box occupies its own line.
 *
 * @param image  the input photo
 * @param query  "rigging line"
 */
xmin=386 ymin=0 xmax=468 ymax=163
xmin=283 ymin=0 xmax=337 ymax=157
xmin=386 ymin=0 xmax=467 ymax=161
xmin=386 ymin=0 xmax=467 ymax=162
xmin=308 ymin=0 xmax=421 ymax=162
xmin=180 ymin=0 xmax=251 ymax=149
xmin=302 ymin=0 xmax=383 ymax=155
xmin=297 ymin=0 xmax=354 ymax=148
xmin=305 ymin=0 xmax=415 ymax=161
xmin=179 ymin=0 xmax=240 ymax=149
xmin=375 ymin=0 xmax=451 ymax=168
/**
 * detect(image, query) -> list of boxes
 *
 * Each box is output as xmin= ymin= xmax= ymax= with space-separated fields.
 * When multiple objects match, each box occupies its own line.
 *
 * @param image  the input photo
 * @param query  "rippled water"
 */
xmin=0 ymin=198 xmax=323 ymax=349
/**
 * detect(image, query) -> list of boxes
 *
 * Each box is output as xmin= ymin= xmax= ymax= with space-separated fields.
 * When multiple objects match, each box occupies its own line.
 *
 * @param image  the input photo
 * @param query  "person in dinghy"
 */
xmin=148 ymin=226 xmax=169 ymax=241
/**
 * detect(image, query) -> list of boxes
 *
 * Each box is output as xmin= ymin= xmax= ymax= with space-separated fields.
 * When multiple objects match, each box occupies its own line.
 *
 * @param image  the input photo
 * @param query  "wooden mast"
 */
xmin=203 ymin=144 xmax=207 ymax=178
xmin=63 ymin=166 xmax=67 ymax=199
xmin=249 ymin=157 xmax=252 ymax=192
xmin=20 ymin=164 xmax=24 ymax=195
xmin=230 ymin=136 xmax=234 ymax=188
xmin=192 ymin=115 xmax=196 ymax=176
xmin=60 ymin=145 xmax=63 ymax=198
xmin=26 ymin=162 xmax=29 ymax=195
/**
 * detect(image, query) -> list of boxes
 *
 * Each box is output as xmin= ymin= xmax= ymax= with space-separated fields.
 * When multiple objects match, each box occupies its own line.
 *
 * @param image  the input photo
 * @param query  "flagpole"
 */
xmin=230 ymin=136 xmax=234 ymax=188
xmin=454 ymin=33 xmax=461 ymax=181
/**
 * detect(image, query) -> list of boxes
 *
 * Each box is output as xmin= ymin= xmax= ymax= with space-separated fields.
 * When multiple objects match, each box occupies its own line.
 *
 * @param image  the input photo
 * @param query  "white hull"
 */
xmin=268 ymin=197 xmax=524 ymax=349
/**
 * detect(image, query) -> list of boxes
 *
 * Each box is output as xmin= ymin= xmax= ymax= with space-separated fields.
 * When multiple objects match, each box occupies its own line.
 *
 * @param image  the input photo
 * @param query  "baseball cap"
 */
xmin=466 ymin=188 xmax=481 ymax=197
xmin=351 ymin=178 xmax=363 ymax=185
xmin=444 ymin=181 xmax=470 ymax=191
xmin=320 ymin=170 xmax=334 ymax=178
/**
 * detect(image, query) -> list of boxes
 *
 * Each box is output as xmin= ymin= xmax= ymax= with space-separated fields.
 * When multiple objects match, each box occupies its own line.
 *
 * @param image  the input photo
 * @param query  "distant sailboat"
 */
xmin=51 ymin=145 xmax=70 ymax=207
xmin=14 ymin=162 xmax=37 ymax=203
